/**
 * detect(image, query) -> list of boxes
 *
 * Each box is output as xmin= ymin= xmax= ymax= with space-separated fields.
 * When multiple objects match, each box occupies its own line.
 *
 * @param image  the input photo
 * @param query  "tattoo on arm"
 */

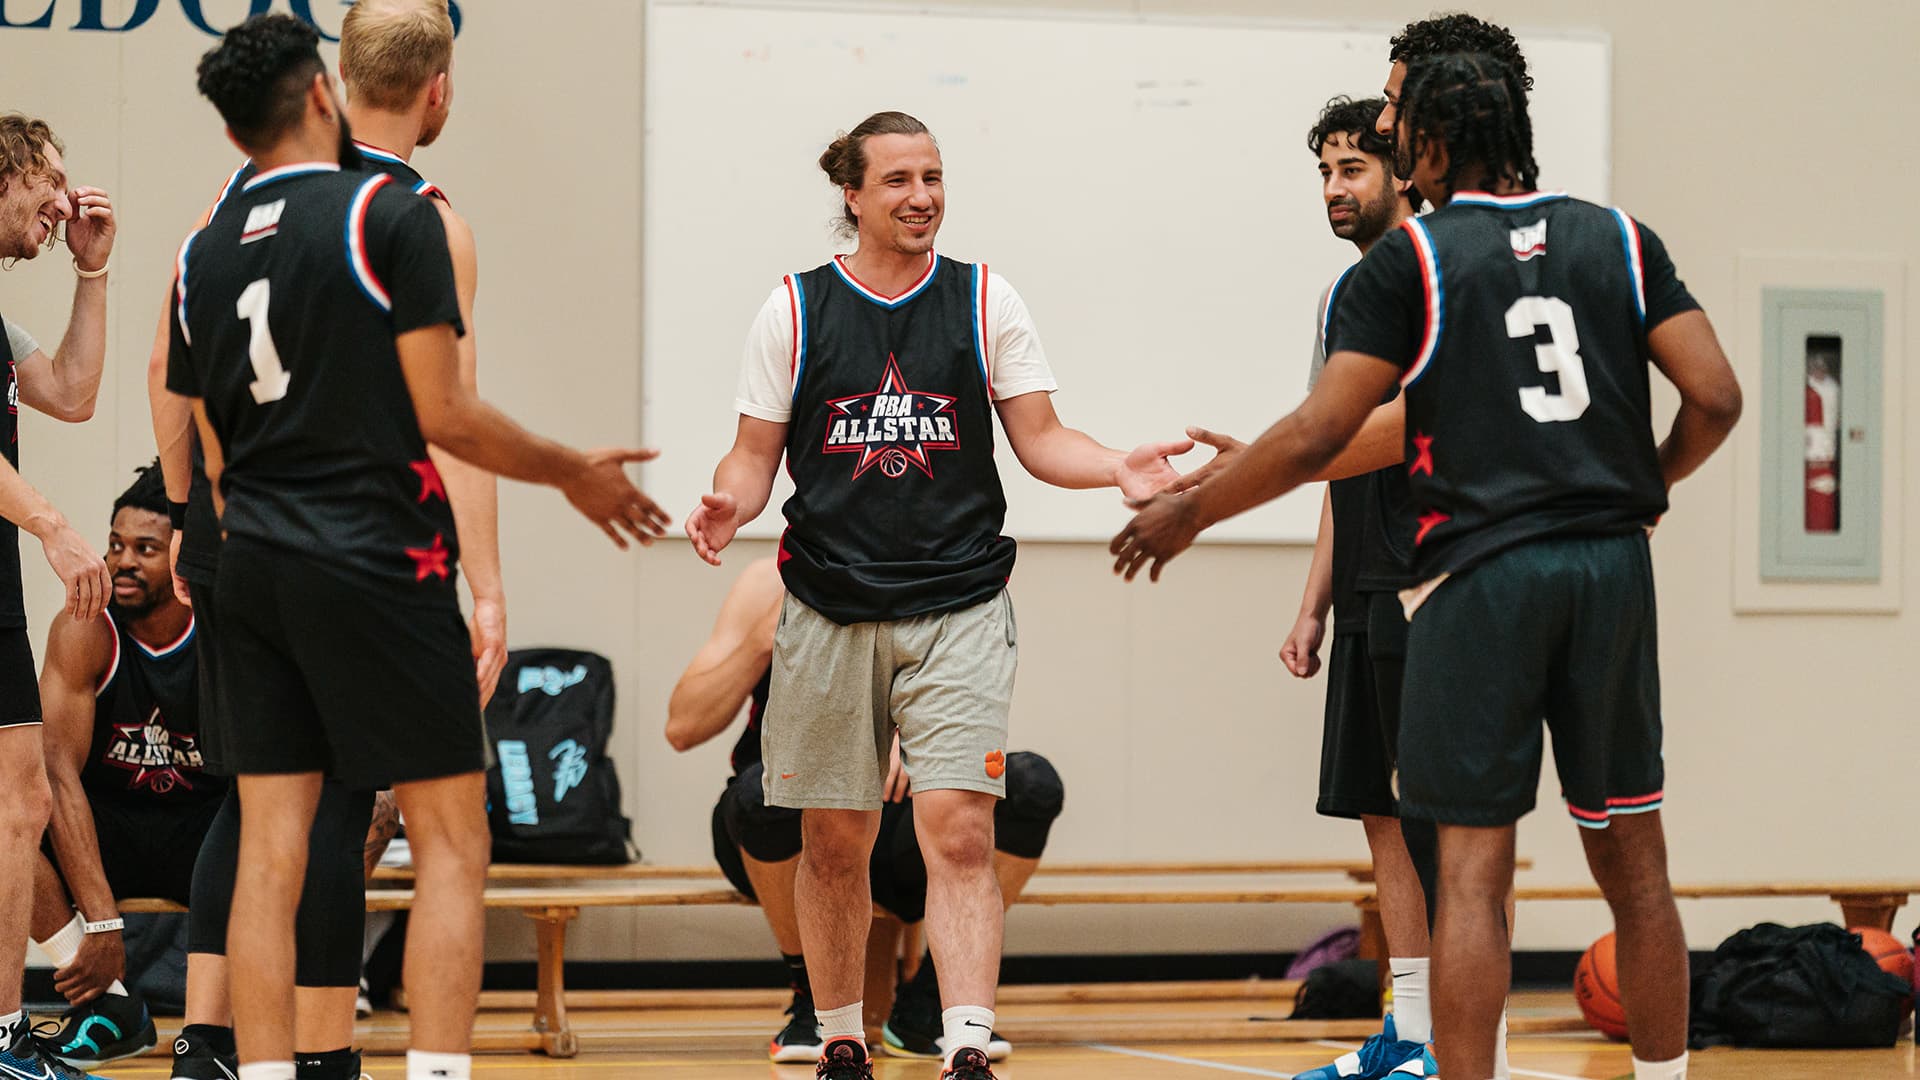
xmin=363 ymin=789 xmax=402 ymax=882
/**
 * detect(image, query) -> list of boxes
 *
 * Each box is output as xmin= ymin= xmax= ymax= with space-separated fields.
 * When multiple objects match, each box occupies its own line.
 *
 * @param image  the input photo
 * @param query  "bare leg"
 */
xmin=229 ymin=772 xmax=323 ymax=1065
xmin=910 ymin=790 xmax=1000 ymax=1010
xmin=741 ymin=852 xmax=803 ymax=955
xmin=1430 ymin=823 xmax=1515 ymax=1080
xmin=29 ymin=853 xmax=74 ymax=946
xmin=390 ymin=771 xmax=490 ymax=1053
xmin=1581 ymin=811 xmax=1687 ymax=1062
xmin=991 ymin=852 xmax=1038 ymax=909
xmin=1362 ymin=814 xmax=1431 ymax=957
xmin=0 ymin=730 xmax=50 ymax=1017
xmin=795 ymin=809 xmax=881 ymax=1010
xmin=183 ymin=954 xmax=230 ymax=1027
xmin=293 ymin=987 xmax=358 ymax=1053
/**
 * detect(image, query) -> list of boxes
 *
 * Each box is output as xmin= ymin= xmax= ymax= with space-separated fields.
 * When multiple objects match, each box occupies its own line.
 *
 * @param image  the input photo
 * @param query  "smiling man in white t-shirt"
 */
xmin=685 ymin=110 xmax=1189 ymax=1080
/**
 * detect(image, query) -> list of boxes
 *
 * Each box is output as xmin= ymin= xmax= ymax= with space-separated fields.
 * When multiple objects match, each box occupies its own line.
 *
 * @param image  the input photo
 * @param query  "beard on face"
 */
xmin=1345 ymin=180 xmax=1403 ymax=249
xmin=338 ymin=113 xmax=363 ymax=169
xmin=109 ymin=575 xmax=165 ymax=621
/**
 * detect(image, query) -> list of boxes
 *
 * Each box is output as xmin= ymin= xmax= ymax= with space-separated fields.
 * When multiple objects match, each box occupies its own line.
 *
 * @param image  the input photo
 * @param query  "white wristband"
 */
xmin=72 ymin=259 xmax=108 ymax=279
xmin=82 ymin=917 xmax=123 ymax=935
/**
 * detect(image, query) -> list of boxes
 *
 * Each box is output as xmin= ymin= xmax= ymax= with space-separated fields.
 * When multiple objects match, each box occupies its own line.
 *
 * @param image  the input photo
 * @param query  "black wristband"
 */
xmin=168 ymin=500 xmax=189 ymax=531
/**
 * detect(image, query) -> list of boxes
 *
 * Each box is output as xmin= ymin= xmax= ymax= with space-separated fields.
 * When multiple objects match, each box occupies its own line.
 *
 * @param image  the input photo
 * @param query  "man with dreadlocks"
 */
xmin=1111 ymin=49 xmax=1741 ymax=1080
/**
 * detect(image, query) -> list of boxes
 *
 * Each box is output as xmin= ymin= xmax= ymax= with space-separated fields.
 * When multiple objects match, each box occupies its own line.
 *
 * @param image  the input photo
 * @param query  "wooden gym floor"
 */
xmin=100 ymin=990 xmax=1917 ymax=1078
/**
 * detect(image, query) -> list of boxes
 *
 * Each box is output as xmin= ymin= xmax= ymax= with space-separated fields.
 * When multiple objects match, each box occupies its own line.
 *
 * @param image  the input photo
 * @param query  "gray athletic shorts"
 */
xmin=762 ymin=590 xmax=1017 ymax=810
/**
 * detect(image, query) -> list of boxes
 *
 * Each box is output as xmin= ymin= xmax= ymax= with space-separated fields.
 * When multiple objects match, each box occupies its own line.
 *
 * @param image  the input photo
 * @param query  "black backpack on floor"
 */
xmin=1689 ymin=922 xmax=1911 ymax=1049
xmin=483 ymin=648 xmax=636 ymax=864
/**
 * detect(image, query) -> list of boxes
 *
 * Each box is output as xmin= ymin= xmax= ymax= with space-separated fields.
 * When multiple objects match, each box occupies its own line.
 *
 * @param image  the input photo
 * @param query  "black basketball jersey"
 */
xmin=1313 ymin=270 xmax=1370 ymax=634
xmin=176 ymin=149 xmax=450 ymax=585
xmin=82 ymin=612 xmax=224 ymax=807
xmin=166 ymin=164 xmax=465 ymax=602
xmin=730 ymin=666 xmax=771 ymax=777
xmin=0 ymin=310 xmax=22 ymax=628
xmin=777 ymin=254 xmax=1016 ymax=624
xmin=1330 ymin=191 xmax=1700 ymax=579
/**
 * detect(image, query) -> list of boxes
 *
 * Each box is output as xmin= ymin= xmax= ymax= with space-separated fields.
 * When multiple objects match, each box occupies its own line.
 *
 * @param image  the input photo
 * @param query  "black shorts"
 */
xmin=185 ymin=576 xmax=230 ymax=775
xmin=1399 ymin=532 xmax=1663 ymax=828
xmin=1316 ymin=632 xmax=1397 ymax=819
xmin=47 ymin=797 xmax=222 ymax=906
xmin=214 ymin=539 xmax=484 ymax=789
xmin=0 ymin=628 xmax=40 ymax=727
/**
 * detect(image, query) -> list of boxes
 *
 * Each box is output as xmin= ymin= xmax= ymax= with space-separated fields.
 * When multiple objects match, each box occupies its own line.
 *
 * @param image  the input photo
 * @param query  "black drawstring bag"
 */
xmin=1690 ymin=922 xmax=1911 ymax=1049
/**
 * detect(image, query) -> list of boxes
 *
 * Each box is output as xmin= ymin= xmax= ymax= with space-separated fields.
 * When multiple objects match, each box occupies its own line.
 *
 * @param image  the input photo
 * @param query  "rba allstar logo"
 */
xmin=0 ymin=1 xmax=463 ymax=38
xmin=822 ymin=354 xmax=959 ymax=479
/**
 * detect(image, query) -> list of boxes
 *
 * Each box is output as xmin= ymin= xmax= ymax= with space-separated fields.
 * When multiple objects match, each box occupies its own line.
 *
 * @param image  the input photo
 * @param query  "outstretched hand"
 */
xmin=1109 ymin=490 xmax=1204 ymax=583
xmin=561 ymin=448 xmax=669 ymax=549
xmin=1116 ymin=437 xmax=1195 ymax=504
xmin=1159 ymin=426 xmax=1246 ymax=498
xmin=685 ymin=492 xmax=740 ymax=566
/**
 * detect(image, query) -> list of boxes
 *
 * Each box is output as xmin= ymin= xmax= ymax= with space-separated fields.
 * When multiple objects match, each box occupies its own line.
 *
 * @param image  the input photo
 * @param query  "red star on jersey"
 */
xmin=410 ymin=459 xmax=447 ymax=503
xmin=821 ymin=353 xmax=960 ymax=479
xmin=1415 ymin=509 xmax=1452 ymax=545
xmin=1409 ymin=432 xmax=1436 ymax=477
xmin=406 ymin=533 xmax=452 ymax=581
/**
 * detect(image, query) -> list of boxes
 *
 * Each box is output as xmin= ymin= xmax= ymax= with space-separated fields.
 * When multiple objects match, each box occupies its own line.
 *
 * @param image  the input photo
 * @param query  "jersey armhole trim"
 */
xmin=346 ymin=173 xmax=398 ymax=314
xmin=1399 ymin=218 xmax=1444 ymax=388
xmin=972 ymin=263 xmax=994 ymax=399
xmin=94 ymin=612 xmax=120 ymax=698
xmin=787 ymin=274 xmax=808 ymax=403
xmin=173 ymin=230 xmax=203 ymax=346
xmin=1610 ymin=208 xmax=1647 ymax=325
xmin=1321 ymin=263 xmax=1358 ymax=357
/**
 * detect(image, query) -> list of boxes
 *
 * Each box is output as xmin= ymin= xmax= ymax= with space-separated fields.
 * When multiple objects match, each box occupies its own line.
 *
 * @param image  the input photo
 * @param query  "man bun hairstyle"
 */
xmin=196 ymin=13 xmax=326 ymax=151
xmin=819 ymin=111 xmax=933 ymax=238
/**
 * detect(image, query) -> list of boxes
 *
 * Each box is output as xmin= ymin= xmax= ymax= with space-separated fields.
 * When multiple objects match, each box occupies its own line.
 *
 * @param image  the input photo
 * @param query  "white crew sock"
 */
xmin=816 ymin=1001 xmax=864 ymax=1043
xmin=406 ymin=1049 xmax=471 ymax=1080
xmin=237 ymin=1064 xmax=295 ymax=1080
xmin=34 ymin=913 xmax=126 ymax=995
xmin=1388 ymin=956 xmax=1431 ymax=1043
xmin=942 ymin=1005 xmax=995 ymax=1059
xmin=1494 ymin=1007 xmax=1511 ymax=1079
xmin=0 ymin=1010 xmax=20 ymax=1035
xmin=1632 ymin=1052 xmax=1689 ymax=1080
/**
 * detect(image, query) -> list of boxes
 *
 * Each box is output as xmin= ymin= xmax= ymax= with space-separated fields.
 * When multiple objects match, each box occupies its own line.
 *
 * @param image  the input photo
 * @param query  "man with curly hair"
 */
xmin=0 ymin=111 xmax=121 ymax=1080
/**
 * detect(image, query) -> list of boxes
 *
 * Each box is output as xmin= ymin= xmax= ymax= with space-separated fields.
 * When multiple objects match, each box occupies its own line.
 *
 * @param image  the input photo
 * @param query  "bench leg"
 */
xmin=1836 ymin=894 xmax=1907 ymax=933
xmin=526 ymin=906 xmax=581 ymax=1057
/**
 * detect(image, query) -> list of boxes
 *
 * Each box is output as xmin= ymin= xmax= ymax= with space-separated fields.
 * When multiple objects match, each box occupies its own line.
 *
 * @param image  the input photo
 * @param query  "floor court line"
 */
xmin=1314 ymin=1039 xmax=1595 ymax=1080
xmin=1089 ymin=1042 xmax=1296 ymax=1077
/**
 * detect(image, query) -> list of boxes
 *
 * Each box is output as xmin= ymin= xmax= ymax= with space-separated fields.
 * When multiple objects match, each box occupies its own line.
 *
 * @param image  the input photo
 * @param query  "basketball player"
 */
xmin=171 ymin=17 xmax=665 ymax=1080
xmin=685 ymin=111 xmax=1189 ymax=1079
xmin=147 ymin=5 xmax=505 ymax=1076
xmin=1113 ymin=50 xmax=1741 ymax=1080
xmin=667 ymin=556 xmax=1064 ymax=1063
xmin=30 ymin=465 xmax=209 ymax=1070
xmin=0 ymin=112 xmax=120 ymax=1080
xmin=1286 ymin=95 xmax=1438 ymax=1080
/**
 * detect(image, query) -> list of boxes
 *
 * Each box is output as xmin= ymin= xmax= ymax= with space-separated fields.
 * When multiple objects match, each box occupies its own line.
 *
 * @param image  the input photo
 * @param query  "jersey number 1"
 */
xmin=1506 ymin=296 xmax=1589 ymax=423
xmin=238 ymin=278 xmax=291 ymax=404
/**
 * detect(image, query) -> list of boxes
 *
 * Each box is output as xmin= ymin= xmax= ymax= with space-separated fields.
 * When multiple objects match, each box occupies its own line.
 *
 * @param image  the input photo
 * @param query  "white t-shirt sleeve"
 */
xmin=734 ymin=282 xmax=798 ymax=423
xmin=984 ymin=272 xmax=1058 ymax=401
xmin=4 ymin=318 xmax=39 ymax=364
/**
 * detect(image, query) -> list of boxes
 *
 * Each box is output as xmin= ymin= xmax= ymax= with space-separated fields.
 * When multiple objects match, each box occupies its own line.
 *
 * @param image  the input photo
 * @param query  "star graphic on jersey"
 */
xmin=821 ymin=353 xmax=960 ymax=479
xmin=1409 ymin=432 xmax=1436 ymax=477
xmin=410 ymin=459 xmax=447 ymax=503
xmin=406 ymin=533 xmax=452 ymax=581
xmin=1415 ymin=509 xmax=1451 ymax=545
xmin=104 ymin=712 xmax=196 ymax=794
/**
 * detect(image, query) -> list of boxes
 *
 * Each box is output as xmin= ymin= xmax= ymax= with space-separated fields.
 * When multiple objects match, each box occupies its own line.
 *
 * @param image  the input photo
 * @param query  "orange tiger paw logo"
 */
xmin=984 ymin=750 xmax=1006 ymax=779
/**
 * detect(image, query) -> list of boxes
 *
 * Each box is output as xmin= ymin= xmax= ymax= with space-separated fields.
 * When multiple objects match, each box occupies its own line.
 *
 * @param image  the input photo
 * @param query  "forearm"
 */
xmin=1190 ymin=412 xmax=1339 ymax=531
xmin=714 ymin=447 xmax=779 ymax=527
xmin=1658 ymin=403 xmax=1738 ymax=488
xmin=0 ymin=458 xmax=68 ymax=540
xmin=1014 ymin=424 xmax=1124 ymax=489
xmin=666 ymin=644 xmax=771 ymax=752
xmin=1310 ymin=400 xmax=1403 ymax=482
xmin=45 ymin=276 xmax=108 ymax=419
xmin=46 ymin=776 xmax=116 ymax=921
xmin=1298 ymin=490 xmax=1335 ymax=619
xmin=428 ymin=397 xmax=587 ymax=487
xmin=434 ymin=448 xmax=503 ymax=602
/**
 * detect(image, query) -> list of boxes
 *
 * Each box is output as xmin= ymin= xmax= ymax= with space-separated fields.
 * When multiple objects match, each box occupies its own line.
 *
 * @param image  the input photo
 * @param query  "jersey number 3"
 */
xmin=238 ymin=278 xmax=291 ymax=405
xmin=1506 ymin=296 xmax=1589 ymax=423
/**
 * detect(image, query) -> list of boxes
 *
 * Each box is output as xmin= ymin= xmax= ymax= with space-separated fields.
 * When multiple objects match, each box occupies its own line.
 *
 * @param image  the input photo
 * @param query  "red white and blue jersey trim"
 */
xmin=1567 ymin=790 xmax=1664 ymax=829
xmin=1319 ymin=263 xmax=1359 ymax=358
xmin=345 ymin=173 xmax=397 ymax=313
xmin=173 ymin=230 xmax=202 ymax=346
xmin=1610 ymin=208 xmax=1647 ymax=325
xmin=1448 ymin=189 xmax=1570 ymax=210
xmin=1398 ymin=218 xmax=1444 ymax=388
xmin=352 ymin=141 xmax=450 ymax=205
xmin=207 ymin=162 xmax=249 ymax=221
xmin=970 ymin=263 xmax=994 ymax=398
xmin=95 ymin=614 xmax=121 ymax=697
xmin=830 ymin=252 xmax=939 ymax=309
xmin=240 ymin=161 xmax=340 ymax=193
xmin=785 ymin=273 xmax=808 ymax=403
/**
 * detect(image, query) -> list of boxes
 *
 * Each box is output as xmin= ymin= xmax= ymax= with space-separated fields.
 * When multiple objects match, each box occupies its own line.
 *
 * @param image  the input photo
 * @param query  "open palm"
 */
xmin=1116 ymin=438 xmax=1194 ymax=503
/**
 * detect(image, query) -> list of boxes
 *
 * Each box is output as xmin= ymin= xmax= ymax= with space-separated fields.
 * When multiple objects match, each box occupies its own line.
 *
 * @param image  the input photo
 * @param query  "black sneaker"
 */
xmin=37 ymin=992 xmax=157 ymax=1070
xmin=941 ymin=1046 xmax=998 ymax=1080
xmin=2 ymin=1015 xmax=98 ymax=1080
xmin=768 ymin=991 xmax=822 ymax=1063
xmin=814 ymin=1036 xmax=874 ymax=1079
xmin=881 ymin=978 xmax=1012 ymax=1062
xmin=170 ymin=1029 xmax=239 ymax=1080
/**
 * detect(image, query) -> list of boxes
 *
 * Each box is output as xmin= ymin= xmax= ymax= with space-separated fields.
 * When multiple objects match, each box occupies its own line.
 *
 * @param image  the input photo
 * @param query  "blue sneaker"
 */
xmin=3 ymin=1012 xmax=104 ymax=1080
xmin=1295 ymin=1015 xmax=1433 ymax=1079
xmin=36 ymin=991 xmax=156 ymax=1070
xmin=1387 ymin=1043 xmax=1439 ymax=1077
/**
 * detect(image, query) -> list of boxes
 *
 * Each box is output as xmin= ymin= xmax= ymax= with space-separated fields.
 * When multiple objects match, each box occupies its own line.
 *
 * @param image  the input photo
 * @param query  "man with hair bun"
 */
xmin=687 ymin=110 xmax=1190 ymax=1079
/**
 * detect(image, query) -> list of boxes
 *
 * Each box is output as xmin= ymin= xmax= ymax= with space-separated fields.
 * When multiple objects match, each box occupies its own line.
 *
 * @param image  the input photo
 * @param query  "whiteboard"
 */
xmin=642 ymin=1 xmax=1610 ymax=541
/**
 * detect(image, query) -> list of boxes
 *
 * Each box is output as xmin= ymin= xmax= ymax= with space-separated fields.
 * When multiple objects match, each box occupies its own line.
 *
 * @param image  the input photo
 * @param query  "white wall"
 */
xmin=0 ymin=0 xmax=1912 ymax=966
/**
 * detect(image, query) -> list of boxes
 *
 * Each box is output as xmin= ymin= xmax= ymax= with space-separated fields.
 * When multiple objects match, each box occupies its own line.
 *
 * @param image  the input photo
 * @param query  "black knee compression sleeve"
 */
xmin=184 ymin=782 xmax=373 ymax=988
xmin=1399 ymin=814 xmax=1440 ymax=933
xmin=994 ymin=752 xmax=1065 ymax=859
xmin=721 ymin=763 xmax=804 ymax=864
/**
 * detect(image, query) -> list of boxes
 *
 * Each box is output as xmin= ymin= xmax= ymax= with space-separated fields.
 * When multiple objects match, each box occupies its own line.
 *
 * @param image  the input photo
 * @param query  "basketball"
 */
xmin=1852 ymin=927 xmax=1916 ymax=1008
xmin=1574 ymin=932 xmax=1629 ymax=1040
